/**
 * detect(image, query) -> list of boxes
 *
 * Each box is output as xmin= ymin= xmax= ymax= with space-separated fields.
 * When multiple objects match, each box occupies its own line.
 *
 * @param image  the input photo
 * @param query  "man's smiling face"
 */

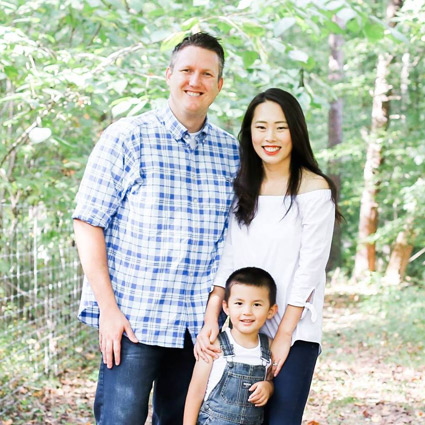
xmin=166 ymin=45 xmax=223 ymax=129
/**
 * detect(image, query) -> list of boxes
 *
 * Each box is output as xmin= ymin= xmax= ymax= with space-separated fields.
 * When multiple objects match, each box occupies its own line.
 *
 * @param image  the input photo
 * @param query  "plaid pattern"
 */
xmin=73 ymin=104 xmax=239 ymax=348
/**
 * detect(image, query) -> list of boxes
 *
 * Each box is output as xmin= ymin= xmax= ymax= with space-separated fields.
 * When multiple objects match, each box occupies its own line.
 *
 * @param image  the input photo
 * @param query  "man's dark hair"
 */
xmin=224 ymin=267 xmax=277 ymax=306
xmin=170 ymin=32 xmax=225 ymax=79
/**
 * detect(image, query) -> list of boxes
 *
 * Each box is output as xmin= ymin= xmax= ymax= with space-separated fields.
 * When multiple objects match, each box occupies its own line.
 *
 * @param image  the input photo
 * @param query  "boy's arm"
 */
xmin=248 ymin=380 xmax=274 ymax=407
xmin=183 ymin=342 xmax=218 ymax=425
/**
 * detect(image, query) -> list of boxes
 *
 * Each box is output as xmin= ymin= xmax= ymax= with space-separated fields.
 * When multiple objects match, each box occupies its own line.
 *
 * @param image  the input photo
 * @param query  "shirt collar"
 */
xmin=159 ymin=103 xmax=211 ymax=144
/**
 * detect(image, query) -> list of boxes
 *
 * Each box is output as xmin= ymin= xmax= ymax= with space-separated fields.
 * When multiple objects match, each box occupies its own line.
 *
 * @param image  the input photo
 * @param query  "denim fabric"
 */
xmin=197 ymin=332 xmax=270 ymax=425
xmin=264 ymin=340 xmax=319 ymax=425
xmin=94 ymin=331 xmax=194 ymax=425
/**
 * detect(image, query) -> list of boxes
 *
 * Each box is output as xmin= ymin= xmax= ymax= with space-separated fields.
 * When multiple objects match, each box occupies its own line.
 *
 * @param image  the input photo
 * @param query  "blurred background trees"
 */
xmin=1 ymin=0 xmax=424 ymax=283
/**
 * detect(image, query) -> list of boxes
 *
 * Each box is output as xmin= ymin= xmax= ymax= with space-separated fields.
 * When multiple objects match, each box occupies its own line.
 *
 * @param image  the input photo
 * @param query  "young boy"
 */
xmin=184 ymin=267 xmax=278 ymax=425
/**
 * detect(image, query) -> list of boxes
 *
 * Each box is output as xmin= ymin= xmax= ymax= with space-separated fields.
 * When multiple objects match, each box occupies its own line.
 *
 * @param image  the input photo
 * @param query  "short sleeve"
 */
xmin=287 ymin=190 xmax=335 ymax=307
xmin=72 ymin=121 xmax=137 ymax=228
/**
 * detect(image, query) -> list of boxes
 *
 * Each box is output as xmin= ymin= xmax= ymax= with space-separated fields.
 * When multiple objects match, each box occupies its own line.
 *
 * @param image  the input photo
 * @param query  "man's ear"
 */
xmin=267 ymin=304 xmax=278 ymax=319
xmin=217 ymin=77 xmax=223 ymax=93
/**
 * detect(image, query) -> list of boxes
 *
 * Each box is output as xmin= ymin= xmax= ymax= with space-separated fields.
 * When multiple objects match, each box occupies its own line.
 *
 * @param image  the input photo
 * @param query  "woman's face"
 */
xmin=250 ymin=101 xmax=292 ymax=171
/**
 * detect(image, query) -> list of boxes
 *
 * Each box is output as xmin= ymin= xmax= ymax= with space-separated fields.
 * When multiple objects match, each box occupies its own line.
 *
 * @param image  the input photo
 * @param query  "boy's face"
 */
xmin=223 ymin=283 xmax=277 ymax=338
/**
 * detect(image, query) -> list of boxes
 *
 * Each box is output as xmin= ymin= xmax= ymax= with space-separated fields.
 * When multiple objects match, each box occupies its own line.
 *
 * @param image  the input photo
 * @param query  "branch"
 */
xmin=93 ymin=42 xmax=146 ymax=74
xmin=409 ymin=247 xmax=425 ymax=263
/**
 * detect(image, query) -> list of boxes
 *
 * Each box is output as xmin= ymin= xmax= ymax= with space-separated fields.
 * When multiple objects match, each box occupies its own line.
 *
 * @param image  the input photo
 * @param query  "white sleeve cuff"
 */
xmin=301 ymin=302 xmax=317 ymax=323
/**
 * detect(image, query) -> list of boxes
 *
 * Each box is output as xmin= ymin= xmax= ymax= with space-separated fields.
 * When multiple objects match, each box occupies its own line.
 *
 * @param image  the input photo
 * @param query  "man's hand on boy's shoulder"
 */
xmin=248 ymin=380 xmax=274 ymax=407
xmin=195 ymin=338 xmax=221 ymax=364
xmin=194 ymin=328 xmax=222 ymax=362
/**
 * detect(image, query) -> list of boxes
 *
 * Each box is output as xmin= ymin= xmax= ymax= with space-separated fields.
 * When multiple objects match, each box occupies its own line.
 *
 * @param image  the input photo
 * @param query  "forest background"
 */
xmin=0 ymin=0 xmax=424 ymax=424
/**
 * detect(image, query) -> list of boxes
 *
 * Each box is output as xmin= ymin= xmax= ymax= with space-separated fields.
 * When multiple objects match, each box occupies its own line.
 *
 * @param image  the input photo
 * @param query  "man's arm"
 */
xmin=73 ymin=219 xmax=138 ymax=368
xmin=194 ymin=286 xmax=224 ymax=361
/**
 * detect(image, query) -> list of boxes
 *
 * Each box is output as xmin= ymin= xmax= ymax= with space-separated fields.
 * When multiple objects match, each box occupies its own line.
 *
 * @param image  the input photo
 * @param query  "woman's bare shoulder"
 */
xmin=299 ymin=170 xmax=330 ymax=194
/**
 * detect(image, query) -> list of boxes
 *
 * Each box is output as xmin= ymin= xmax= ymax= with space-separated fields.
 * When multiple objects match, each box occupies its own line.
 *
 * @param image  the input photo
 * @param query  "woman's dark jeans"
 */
xmin=264 ymin=340 xmax=320 ymax=425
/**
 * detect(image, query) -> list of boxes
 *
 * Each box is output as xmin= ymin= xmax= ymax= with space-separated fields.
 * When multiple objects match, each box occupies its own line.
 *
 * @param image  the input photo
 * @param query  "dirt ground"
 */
xmin=2 ymin=281 xmax=424 ymax=424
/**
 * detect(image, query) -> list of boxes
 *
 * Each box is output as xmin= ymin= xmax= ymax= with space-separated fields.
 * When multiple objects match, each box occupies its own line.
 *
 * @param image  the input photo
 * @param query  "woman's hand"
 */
xmin=269 ymin=332 xmax=292 ymax=378
xmin=194 ymin=321 xmax=221 ymax=362
xmin=269 ymin=305 xmax=303 ymax=377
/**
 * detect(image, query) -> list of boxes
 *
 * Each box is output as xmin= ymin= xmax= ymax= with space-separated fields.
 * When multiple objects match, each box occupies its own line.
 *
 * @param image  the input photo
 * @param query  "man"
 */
xmin=73 ymin=32 xmax=239 ymax=424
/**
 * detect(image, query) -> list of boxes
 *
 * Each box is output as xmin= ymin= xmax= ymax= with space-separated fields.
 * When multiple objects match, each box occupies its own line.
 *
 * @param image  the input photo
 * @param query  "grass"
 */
xmin=1 ymin=278 xmax=424 ymax=424
xmin=303 ymin=278 xmax=425 ymax=424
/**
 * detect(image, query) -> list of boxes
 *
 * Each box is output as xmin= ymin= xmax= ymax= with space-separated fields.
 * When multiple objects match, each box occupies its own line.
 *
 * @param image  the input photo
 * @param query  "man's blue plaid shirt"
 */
xmin=73 ymin=104 xmax=239 ymax=348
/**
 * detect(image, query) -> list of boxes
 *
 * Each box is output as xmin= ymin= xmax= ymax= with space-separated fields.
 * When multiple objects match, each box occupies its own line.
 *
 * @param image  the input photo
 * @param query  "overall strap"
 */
xmin=218 ymin=330 xmax=235 ymax=356
xmin=218 ymin=330 xmax=235 ymax=367
xmin=259 ymin=333 xmax=271 ymax=365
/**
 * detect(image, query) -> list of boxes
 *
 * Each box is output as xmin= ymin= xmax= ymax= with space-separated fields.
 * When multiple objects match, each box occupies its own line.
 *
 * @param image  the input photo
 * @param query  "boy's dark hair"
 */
xmin=170 ymin=32 xmax=225 ymax=79
xmin=224 ymin=267 xmax=277 ymax=306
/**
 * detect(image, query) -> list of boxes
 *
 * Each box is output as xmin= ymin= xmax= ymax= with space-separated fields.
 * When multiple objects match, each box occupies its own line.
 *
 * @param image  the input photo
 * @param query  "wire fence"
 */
xmin=0 ymin=203 xmax=92 ymax=416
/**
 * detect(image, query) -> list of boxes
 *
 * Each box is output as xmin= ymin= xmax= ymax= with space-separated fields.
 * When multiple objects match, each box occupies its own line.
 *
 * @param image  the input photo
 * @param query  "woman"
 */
xmin=195 ymin=88 xmax=342 ymax=424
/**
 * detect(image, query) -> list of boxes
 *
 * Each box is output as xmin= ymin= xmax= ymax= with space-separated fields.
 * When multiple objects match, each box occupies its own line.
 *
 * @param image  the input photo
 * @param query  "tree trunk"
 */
xmin=353 ymin=0 xmax=403 ymax=280
xmin=384 ymin=217 xmax=415 ymax=284
xmin=327 ymin=23 xmax=343 ymax=270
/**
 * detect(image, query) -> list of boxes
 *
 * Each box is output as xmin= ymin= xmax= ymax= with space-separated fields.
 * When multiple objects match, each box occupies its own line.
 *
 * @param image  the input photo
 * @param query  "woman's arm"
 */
xmin=271 ymin=174 xmax=335 ymax=376
xmin=270 ymin=305 xmax=303 ymax=377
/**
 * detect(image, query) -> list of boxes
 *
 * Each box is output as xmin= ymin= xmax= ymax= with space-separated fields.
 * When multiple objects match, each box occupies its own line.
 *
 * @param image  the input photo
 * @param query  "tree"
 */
xmin=327 ymin=15 xmax=344 ymax=269
xmin=353 ymin=0 xmax=404 ymax=280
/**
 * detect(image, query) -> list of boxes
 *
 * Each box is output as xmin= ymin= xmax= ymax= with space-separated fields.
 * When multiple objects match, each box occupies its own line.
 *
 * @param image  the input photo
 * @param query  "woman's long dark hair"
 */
xmin=234 ymin=88 xmax=342 ymax=226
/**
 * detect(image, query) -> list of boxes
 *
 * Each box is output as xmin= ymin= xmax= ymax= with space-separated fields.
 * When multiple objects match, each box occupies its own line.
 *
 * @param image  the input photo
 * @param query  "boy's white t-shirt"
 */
xmin=204 ymin=328 xmax=270 ymax=400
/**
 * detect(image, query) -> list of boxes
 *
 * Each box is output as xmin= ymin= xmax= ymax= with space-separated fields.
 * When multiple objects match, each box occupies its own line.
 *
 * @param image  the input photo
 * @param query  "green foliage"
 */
xmin=1 ymin=0 xmax=424 ymax=279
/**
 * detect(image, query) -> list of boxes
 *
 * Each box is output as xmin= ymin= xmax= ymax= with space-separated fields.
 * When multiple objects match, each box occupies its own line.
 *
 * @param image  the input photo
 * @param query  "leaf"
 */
xmin=337 ymin=7 xmax=357 ymax=25
xmin=242 ymin=22 xmax=265 ymax=37
xmin=160 ymin=31 xmax=186 ymax=52
xmin=237 ymin=0 xmax=254 ymax=9
xmin=325 ymin=0 xmax=345 ymax=10
xmin=29 ymin=127 xmax=52 ymax=144
xmin=288 ymin=49 xmax=309 ymax=63
xmin=4 ymin=65 xmax=19 ymax=80
xmin=388 ymin=27 xmax=409 ymax=44
xmin=363 ymin=22 xmax=385 ymax=42
xmin=346 ymin=18 xmax=361 ymax=33
xmin=242 ymin=50 xmax=258 ymax=68
xmin=111 ymin=99 xmax=139 ymax=118
xmin=181 ymin=17 xmax=200 ymax=30
xmin=108 ymin=79 xmax=128 ymax=95
xmin=274 ymin=17 xmax=296 ymax=37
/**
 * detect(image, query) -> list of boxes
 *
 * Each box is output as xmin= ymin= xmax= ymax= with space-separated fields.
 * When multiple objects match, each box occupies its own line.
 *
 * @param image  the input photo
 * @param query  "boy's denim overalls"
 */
xmin=197 ymin=331 xmax=271 ymax=425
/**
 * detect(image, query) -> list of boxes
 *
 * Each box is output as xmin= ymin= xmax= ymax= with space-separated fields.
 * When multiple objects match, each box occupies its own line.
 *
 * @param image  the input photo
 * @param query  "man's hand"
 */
xmin=99 ymin=306 xmax=138 ymax=369
xmin=194 ymin=321 xmax=221 ymax=362
xmin=248 ymin=380 xmax=274 ymax=407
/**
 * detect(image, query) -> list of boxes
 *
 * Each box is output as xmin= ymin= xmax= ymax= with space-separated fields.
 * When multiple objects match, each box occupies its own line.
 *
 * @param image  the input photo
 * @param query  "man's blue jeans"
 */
xmin=94 ymin=330 xmax=195 ymax=425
